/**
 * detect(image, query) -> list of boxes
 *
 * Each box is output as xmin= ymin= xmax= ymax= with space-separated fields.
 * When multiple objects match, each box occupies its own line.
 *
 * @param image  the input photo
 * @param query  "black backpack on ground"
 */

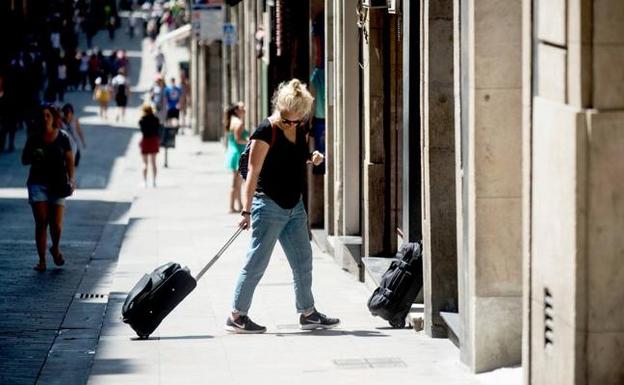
xmin=367 ymin=241 xmax=423 ymax=328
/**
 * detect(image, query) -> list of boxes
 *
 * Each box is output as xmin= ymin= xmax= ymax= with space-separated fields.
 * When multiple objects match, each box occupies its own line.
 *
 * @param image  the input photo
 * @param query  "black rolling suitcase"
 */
xmin=122 ymin=228 xmax=243 ymax=339
xmin=367 ymin=241 xmax=423 ymax=328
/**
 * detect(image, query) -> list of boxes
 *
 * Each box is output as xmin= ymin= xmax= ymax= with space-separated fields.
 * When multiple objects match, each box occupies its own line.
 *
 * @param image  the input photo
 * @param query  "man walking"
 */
xmin=163 ymin=77 xmax=181 ymax=127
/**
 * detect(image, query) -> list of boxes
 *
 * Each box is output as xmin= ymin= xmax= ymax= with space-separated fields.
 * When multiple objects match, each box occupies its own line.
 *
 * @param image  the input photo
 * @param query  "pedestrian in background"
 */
xmin=128 ymin=11 xmax=137 ymax=39
xmin=107 ymin=15 xmax=116 ymax=40
xmin=88 ymin=52 xmax=99 ymax=90
xmin=150 ymin=76 xmax=166 ymax=122
xmin=179 ymin=70 xmax=191 ymax=129
xmin=61 ymin=103 xmax=86 ymax=167
xmin=56 ymin=57 xmax=67 ymax=102
xmin=112 ymin=68 xmax=130 ymax=122
xmin=227 ymin=79 xmax=339 ymax=334
xmin=138 ymin=104 xmax=160 ymax=187
xmin=164 ymin=77 xmax=181 ymax=126
xmin=93 ymin=77 xmax=111 ymax=119
xmin=155 ymin=49 xmax=165 ymax=74
xmin=223 ymin=102 xmax=248 ymax=213
xmin=22 ymin=104 xmax=75 ymax=272
xmin=0 ymin=74 xmax=17 ymax=153
xmin=78 ymin=51 xmax=89 ymax=90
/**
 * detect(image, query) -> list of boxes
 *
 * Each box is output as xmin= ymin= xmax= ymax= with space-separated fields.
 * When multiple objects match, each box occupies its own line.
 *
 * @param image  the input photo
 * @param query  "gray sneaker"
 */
xmin=226 ymin=315 xmax=267 ymax=334
xmin=300 ymin=310 xmax=340 ymax=330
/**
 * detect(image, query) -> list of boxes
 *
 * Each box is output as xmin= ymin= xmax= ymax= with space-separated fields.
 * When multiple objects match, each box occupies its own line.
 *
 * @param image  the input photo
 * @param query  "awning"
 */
xmin=156 ymin=24 xmax=192 ymax=46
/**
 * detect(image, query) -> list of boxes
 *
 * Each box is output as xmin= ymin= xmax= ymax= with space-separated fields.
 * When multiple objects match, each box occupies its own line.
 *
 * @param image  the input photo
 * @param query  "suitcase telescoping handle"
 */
xmin=194 ymin=227 xmax=244 ymax=281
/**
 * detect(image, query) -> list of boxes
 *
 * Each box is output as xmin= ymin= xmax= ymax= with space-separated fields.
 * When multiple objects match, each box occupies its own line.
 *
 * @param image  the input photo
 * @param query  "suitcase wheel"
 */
xmin=137 ymin=333 xmax=150 ymax=340
xmin=389 ymin=319 xmax=406 ymax=329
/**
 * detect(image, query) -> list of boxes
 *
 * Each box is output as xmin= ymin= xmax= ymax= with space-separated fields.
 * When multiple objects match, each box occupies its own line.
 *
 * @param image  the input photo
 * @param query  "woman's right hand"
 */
xmin=239 ymin=212 xmax=251 ymax=230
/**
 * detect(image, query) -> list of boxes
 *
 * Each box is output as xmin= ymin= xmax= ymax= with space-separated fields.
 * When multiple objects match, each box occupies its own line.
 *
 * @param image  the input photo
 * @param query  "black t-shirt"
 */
xmin=251 ymin=118 xmax=309 ymax=209
xmin=139 ymin=114 xmax=160 ymax=138
xmin=22 ymin=130 xmax=72 ymax=186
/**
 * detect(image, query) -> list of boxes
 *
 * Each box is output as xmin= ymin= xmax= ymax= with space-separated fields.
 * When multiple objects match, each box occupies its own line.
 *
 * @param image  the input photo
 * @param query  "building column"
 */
xmin=341 ymin=0 xmax=360 ymax=236
xmin=248 ymin=0 xmax=258 ymax=128
xmin=362 ymin=9 xmax=385 ymax=257
xmin=223 ymin=6 xmax=232 ymax=114
xmin=402 ymin=0 xmax=422 ymax=243
xmin=526 ymin=0 xmax=624 ymax=383
xmin=202 ymin=40 xmax=223 ymax=141
xmin=197 ymin=43 xmax=207 ymax=138
xmin=332 ymin=0 xmax=344 ymax=236
xmin=456 ymin=0 xmax=523 ymax=372
xmin=307 ymin=0 xmax=325 ymax=229
xmin=324 ymin=0 xmax=335 ymax=236
xmin=421 ymin=0 xmax=458 ymax=338
xmin=191 ymin=39 xmax=200 ymax=135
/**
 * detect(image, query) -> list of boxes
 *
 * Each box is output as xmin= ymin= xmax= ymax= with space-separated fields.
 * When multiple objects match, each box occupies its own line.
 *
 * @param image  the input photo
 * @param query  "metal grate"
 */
xmin=544 ymin=287 xmax=554 ymax=348
xmin=75 ymin=293 xmax=109 ymax=301
xmin=333 ymin=357 xmax=407 ymax=369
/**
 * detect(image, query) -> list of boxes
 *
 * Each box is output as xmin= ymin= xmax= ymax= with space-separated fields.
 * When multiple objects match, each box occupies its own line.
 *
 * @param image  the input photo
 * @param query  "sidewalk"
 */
xmin=83 ymin=24 xmax=521 ymax=385
xmin=86 ymin=140 xmax=520 ymax=385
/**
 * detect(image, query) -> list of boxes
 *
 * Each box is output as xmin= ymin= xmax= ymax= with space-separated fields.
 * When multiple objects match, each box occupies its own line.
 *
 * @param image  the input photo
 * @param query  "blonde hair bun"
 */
xmin=272 ymin=78 xmax=314 ymax=117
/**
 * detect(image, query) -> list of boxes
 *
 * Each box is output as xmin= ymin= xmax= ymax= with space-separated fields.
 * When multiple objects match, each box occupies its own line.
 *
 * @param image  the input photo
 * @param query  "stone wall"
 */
xmin=525 ymin=0 xmax=624 ymax=384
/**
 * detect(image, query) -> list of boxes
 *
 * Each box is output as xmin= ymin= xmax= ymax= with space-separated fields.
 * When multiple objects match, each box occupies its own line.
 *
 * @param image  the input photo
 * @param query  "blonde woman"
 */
xmin=227 ymin=79 xmax=339 ymax=334
xmin=93 ymin=77 xmax=111 ymax=119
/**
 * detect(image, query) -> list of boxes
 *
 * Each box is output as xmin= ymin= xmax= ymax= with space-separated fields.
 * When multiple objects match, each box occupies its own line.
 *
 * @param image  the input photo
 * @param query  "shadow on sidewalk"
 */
xmin=131 ymin=335 xmax=215 ymax=341
xmin=272 ymin=329 xmax=390 ymax=338
xmin=0 ymin=197 xmax=131 ymax=384
xmin=89 ymin=358 xmax=136 ymax=375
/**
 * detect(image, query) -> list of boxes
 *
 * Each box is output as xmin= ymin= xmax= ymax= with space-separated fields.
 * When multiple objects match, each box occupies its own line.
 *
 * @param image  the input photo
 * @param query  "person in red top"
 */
xmin=139 ymin=104 xmax=161 ymax=187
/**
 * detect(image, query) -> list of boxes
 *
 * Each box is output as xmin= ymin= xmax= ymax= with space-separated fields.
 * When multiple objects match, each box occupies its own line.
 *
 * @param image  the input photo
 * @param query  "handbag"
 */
xmin=49 ymin=172 xmax=73 ymax=198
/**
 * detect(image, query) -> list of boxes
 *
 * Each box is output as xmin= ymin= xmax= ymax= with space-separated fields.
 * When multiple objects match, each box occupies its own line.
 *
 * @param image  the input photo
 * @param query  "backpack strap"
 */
xmin=269 ymin=122 xmax=277 ymax=148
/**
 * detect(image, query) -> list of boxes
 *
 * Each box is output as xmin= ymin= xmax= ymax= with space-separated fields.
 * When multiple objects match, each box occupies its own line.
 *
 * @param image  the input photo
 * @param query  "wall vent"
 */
xmin=544 ymin=287 xmax=554 ymax=348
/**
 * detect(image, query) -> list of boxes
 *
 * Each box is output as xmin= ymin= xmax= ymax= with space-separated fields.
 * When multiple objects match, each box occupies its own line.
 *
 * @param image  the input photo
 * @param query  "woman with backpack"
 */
xmin=223 ymin=102 xmax=248 ymax=213
xmin=112 ymin=68 xmax=130 ymax=122
xmin=22 ymin=104 xmax=75 ymax=272
xmin=226 ymin=79 xmax=338 ymax=334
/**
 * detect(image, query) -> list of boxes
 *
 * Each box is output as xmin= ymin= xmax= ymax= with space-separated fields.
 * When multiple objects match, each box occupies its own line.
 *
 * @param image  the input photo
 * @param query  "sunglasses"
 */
xmin=281 ymin=117 xmax=303 ymax=126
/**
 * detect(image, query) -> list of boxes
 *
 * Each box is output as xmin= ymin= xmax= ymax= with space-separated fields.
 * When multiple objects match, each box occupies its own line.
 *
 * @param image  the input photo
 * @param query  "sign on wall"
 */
xmin=223 ymin=23 xmax=237 ymax=46
xmin=191 ymin=4 xmax=224 ymax=42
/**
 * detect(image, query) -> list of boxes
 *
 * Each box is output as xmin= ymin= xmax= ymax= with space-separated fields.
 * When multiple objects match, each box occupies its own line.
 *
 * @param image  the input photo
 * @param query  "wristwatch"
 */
xmin=241 ymin=210 xmax=251 ymax=216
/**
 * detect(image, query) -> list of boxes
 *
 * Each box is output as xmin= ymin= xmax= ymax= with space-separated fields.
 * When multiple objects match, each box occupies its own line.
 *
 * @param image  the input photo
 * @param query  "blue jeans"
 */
xmin=232 ymin=195 xmax=315 ymax=315
xmin=27 ymin=184 xmax=66 ymax=206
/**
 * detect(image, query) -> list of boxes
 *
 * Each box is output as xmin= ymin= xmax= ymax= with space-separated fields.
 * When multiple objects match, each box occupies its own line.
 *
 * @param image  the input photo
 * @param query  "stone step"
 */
xmin=440 ymin=311 xmax=460 ymax=348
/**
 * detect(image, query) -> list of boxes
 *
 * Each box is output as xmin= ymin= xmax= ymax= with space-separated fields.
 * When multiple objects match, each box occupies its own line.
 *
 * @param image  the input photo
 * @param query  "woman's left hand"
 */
xmin=309 ymin=151 xmax=324 ymax=166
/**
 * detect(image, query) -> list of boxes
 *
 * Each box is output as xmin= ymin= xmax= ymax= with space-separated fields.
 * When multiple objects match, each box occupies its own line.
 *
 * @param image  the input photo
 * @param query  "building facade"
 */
xmin=192 ymin=0 xmax=624 ymax=382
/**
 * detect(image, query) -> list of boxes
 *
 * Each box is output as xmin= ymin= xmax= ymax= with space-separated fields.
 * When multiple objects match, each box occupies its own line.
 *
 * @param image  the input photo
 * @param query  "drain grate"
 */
xmin=333 ymin=357 xmax=407 ymax=369
xmin=75 ymin=293 xmax=109 ymax=301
